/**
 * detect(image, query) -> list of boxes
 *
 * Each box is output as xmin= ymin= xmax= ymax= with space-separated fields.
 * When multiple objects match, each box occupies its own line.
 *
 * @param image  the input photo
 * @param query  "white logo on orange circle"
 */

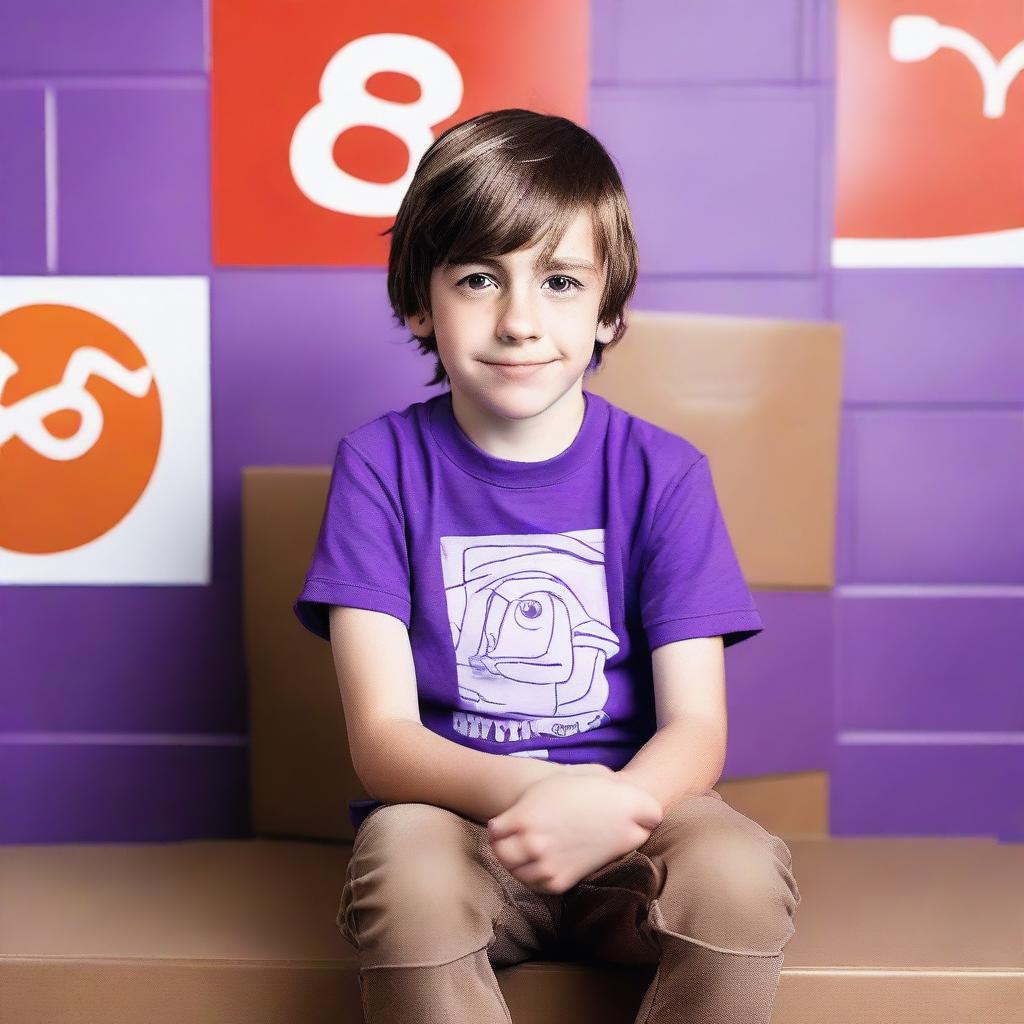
xmin=0 ymin=348 xmax=154 ymax=460
xmin=0 ymin=303 xmax=163 ymax=556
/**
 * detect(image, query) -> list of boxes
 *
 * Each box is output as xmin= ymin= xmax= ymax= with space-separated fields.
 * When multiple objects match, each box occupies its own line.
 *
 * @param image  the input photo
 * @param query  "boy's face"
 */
xmin=412 ymin=209 xmax=618 ymax=420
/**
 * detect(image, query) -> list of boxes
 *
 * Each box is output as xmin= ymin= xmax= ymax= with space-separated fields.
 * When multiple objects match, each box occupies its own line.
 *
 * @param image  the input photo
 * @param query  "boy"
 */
xmin=294 ymin=108 xmax=800 ymax=1024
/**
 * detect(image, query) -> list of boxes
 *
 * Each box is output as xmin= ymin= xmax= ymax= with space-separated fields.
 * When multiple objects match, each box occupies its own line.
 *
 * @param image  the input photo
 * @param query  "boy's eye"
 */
xmin=456 ymin=273 xmax=583 ymax=296
xmin=547 ymin=275 xmax=583 ymax=294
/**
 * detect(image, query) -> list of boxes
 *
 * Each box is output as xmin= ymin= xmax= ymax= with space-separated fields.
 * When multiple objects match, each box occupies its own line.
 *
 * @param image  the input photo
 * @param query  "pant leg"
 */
xmin=338 ymin=801 xmax=562 ymax=1024
xmin=562 ymin=789 xmax=802 ymax=1024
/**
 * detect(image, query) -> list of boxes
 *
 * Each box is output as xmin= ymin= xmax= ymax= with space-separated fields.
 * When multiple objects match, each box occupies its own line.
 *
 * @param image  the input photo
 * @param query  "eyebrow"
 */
xmin=459 ymin=256 xmax=598 ymax=274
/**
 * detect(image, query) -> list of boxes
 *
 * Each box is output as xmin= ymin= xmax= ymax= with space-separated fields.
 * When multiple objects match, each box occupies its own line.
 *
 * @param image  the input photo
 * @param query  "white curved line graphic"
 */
xmin=890 ymin=15 xmax=1024 ymax=118
xmin=0 ymin=347 xmax=154 ymax=461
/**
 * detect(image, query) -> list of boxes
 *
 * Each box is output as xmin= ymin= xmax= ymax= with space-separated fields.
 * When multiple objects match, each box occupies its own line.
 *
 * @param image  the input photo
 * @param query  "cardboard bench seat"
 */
xmin=3 ymin=833 xmax=1022 ymax=1024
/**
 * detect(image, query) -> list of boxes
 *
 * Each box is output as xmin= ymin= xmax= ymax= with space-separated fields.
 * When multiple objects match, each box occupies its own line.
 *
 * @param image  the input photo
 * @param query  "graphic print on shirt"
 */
xmin=440 ymin=529 xmax=620 ymax=753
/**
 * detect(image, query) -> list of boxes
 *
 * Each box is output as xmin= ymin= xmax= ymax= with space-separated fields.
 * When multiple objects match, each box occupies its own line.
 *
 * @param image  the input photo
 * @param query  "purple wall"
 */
xmin=1 ymin=0 xmax=1020 ymax=844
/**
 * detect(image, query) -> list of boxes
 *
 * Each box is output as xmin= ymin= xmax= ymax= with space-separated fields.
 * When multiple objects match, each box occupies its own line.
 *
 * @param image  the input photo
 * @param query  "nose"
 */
xmin=494 ymin=282 xmax=542 ymax=344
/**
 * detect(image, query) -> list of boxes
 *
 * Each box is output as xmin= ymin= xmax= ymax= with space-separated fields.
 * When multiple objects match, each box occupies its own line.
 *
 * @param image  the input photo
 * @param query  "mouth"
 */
xmin=482 ymin=360 xmax=553 ymax=379
xmin=483 ymin=360 xmax=553 ymax=367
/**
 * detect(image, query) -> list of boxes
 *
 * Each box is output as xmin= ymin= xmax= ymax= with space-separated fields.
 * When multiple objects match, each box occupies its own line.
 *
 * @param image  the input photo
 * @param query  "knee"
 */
xmin=356 ymin=803 xmax=473 ymax=905
xmin=658 ymin=832 xmax=801 ymax=954
xmin=347 ymin=804 xmax=499 ymax=963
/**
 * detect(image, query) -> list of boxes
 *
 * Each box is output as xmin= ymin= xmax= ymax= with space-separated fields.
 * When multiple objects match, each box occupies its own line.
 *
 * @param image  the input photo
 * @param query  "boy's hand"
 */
xmin=486 ymin=771 xmax=664 ymax=896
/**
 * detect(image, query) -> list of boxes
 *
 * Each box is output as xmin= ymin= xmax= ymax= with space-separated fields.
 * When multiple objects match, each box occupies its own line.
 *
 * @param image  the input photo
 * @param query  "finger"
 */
xmin=637 ymin=806 xmax=663 ymax=830
xmin=487 ymin=817 xmax=516 ymax=839
xmin=512 ymin=858 xmax=554 ymax=889
xmin=496 ymin=844 xmax=538 ymax=873
xmin=525 ymin=871 xmax=567 ymax=896
xmin=491 ymin=832 xmax=536 ymax=870
xmin=636 ymin=798 xmax=665 ymax=830
xmin=631 ymin=822 xmax=655 ymax=847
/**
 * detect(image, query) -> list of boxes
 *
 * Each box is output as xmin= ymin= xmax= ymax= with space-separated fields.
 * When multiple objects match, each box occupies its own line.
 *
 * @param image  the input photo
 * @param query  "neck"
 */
xmin=449 ymin=386 xmax=586 ymax=462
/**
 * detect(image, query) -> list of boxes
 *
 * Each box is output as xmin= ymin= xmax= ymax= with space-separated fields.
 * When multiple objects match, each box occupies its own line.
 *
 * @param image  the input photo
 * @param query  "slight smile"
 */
xmin=482 ymin=360 xmax=554 ymax=379
xmin=482 ymin=360 xmax=554 ymax=367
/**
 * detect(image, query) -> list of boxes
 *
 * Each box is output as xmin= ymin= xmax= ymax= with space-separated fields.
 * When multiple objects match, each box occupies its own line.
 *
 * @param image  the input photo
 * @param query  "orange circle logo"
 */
xmin=0 ymin=303 xmax=162 ymax=555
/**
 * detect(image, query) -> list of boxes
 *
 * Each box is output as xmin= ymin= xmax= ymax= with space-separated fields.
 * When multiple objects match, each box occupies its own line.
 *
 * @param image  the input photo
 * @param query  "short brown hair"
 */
xmin=383 ymin=108 xmax=639 ymax=388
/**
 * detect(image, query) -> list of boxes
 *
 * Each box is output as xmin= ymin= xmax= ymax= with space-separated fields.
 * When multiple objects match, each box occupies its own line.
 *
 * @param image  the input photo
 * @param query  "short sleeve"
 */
xmin=293 ymin=439 xmax=412 ymax=641
xmin=639 ymin=454 xmax=763 ymax=651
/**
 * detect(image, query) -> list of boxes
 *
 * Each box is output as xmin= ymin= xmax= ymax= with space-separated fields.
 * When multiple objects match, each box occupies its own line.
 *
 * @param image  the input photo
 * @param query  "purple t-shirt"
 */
xmin=294 ymin=388 xmax=763 ymax=831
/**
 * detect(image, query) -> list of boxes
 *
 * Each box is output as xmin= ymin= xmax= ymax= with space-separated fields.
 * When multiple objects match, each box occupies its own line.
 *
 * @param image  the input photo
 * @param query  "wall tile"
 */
xmin=0 ymin=87 xmax=47 ymax=272
xmin=0 ymin=742 xmax=248 ymax=843
xmin=0 ymin=584 xmax=246 ymax=733
xmin=614 ymin=0 xmax=803 ymax=83
xmin=831 ymin=742 xmax=1024 ymax=840
xmin=806 ymin=0 xmax=836 ymax=83
xmin=837 ymin=595 xmax=1024 ymax=731
xmin=0 ymin=0 xmax=205 ymax=75
xmin=57 ymin=85 xmax=208 ymax=273
xmin=590 ymin=0 xmax=619 ymax=80
xmin=210 ymin=269 xmax=438 ymax=468
xmin=835 ymin=269 xmax=1024 ymax=404
xmin=843 ymin=410 xmax=1024 ymax=583
xmin=592 ymin=86 xmax=820 ymax=274
xmin=724 ymin=590 xmax=834 ymax=778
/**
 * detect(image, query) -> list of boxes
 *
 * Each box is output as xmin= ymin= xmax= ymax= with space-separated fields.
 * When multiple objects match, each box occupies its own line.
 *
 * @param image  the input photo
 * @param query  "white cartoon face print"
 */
xmin=440 ymin=529 xmax=621 ymax=752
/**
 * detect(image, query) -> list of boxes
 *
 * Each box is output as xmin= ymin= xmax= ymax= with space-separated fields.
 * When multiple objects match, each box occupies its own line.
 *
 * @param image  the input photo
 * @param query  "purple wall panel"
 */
xmin=589 ymin=0 xmax=618 ymax=79
xmin=808 ymin=0 xmax=836 ymax=82
xmin=57 ymin=85 xmax=209 ymax=273
xmin=837 ymin=597 xmax=1024 ymax=732
xmin=615 ymin=0 xmax=803 ymax=83
xmin=0 ymin=742 xmax=248 ymax=843
xmin=725 ymin=591 xmax=833 ymax=777
xmin=836 ymin=270 xmax=1024 ymax=405
xmin=846 ymin=410 xmax=1024 ymax=584
xmin=591 ymin=88 xmax=820 ymax=274
xmin=0 ymin=0 xmax=205 ymax=75
xmin=211 ymin=270 xmax=436 ymax=467
xmin=1 ymin=584 xmax=245 ymax=733
xmin=831 ymin=744 xmax=1024 ymax=842
xmin=0 ymin=87 xmax=47 ymax=272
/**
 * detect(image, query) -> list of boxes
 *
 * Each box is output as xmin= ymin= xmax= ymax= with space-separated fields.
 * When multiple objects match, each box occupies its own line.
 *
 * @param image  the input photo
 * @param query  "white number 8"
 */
xmin=290 ymin=33 xmax=464 ymax=217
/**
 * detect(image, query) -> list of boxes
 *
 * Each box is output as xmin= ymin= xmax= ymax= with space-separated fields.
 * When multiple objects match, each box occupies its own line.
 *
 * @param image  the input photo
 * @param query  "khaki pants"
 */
xmin=338 ymin=789 xmax=801 ymax=1023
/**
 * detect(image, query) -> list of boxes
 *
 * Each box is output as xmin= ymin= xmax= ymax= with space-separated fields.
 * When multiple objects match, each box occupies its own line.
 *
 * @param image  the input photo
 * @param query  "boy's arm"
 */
xmin=362 ymin=718 xmax=567 ymax=826
xmin=619 ymin=635 xmax=728 ymax=813
xmin=328 ymin=605 xmax=565 ymax=827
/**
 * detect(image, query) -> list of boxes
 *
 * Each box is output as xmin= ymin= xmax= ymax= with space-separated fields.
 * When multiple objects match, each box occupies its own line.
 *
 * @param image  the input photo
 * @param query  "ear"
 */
xmin=409 ymin=311 xmax=434 ymax=339
xmin=596 ymin=315 xmax=621 ymax=345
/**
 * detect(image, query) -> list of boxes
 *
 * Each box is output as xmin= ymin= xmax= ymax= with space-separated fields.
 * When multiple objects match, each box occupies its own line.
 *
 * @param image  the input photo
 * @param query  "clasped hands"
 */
xmin=486 ymin=764 xmax=665 ymax=896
